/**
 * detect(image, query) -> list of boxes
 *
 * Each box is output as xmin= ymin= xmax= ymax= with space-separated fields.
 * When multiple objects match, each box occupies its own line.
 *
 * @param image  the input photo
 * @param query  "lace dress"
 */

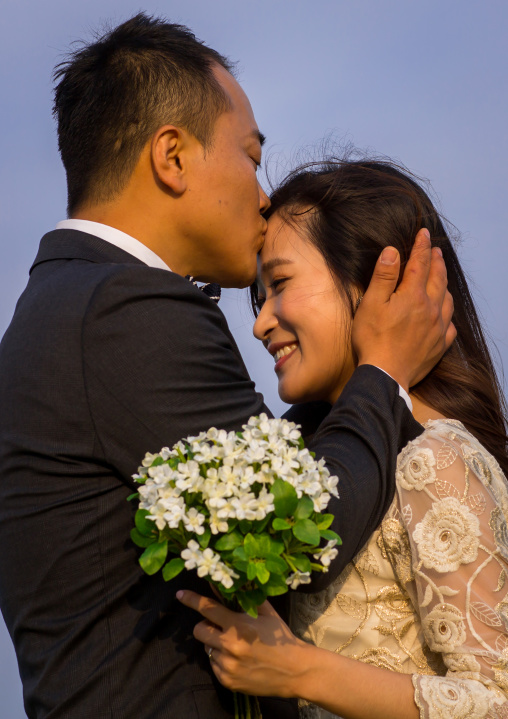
xmin=291 ymin=420 xmax=508 ymax=719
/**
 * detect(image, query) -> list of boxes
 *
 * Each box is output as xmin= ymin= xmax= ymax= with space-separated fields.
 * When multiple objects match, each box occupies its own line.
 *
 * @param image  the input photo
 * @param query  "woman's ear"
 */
xmin=151 ymin=125 xmax=190 ymax=195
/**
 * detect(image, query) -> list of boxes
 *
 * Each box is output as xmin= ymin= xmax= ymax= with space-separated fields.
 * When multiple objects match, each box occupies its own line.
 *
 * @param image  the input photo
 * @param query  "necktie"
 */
xmin=185 ymin=276 xmax=221 ymax=304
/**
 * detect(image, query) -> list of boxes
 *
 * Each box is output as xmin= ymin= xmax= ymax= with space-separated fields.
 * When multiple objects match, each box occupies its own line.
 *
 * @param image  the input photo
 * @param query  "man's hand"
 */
xmin=352 ymin=229 xmax=456 ymax=392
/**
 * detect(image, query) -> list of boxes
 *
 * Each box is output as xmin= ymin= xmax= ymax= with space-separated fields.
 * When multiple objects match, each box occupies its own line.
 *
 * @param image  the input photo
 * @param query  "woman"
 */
xmin=178 ymin=158 xmax=508 ymax=718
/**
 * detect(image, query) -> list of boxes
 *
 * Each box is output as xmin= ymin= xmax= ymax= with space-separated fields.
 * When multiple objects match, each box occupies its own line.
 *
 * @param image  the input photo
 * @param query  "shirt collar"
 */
xmin=55 ymin=219 xmax=171 ymax=271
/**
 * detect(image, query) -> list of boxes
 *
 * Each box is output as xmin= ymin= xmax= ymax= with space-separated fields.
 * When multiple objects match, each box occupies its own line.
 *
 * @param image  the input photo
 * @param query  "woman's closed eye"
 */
xmin=270 ymin=277 xmax=290 ymax=291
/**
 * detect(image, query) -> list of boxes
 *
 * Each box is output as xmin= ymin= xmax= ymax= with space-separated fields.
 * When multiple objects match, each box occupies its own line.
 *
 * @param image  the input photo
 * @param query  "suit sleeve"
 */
xmin=83 ymin=268 xmax=423 ymax=583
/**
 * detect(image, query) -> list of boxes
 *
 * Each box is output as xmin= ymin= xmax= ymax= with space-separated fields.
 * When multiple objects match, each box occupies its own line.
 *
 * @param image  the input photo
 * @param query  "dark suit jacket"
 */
xmin=0 ymin=229 xmax=423 ymax=718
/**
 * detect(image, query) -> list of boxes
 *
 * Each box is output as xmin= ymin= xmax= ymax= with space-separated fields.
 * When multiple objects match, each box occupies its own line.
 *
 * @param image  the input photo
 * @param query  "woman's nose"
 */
xmin=253 ymin=302 xmax=277 ymax=343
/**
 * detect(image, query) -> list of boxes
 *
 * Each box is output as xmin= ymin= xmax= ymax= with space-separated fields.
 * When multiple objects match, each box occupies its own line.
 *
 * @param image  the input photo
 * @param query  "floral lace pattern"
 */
xmin=291 ymin=420 xmax=508 ymax=718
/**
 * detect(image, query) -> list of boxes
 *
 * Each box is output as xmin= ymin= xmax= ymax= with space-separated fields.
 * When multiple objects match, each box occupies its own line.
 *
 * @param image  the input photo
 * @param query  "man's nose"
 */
xmin=259 ymin=184 xmax=270 ymax=214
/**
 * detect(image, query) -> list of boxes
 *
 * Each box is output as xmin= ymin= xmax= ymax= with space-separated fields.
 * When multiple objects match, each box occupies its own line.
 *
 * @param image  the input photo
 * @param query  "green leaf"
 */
xmin=253 ymin=515 xmax=271 ymax=533
xmin=130 ymin=527 xmax=156 ymax=548
xmin=237 ymin=592 xmax=258 ymax=618
xmin=244 ymin=533 xmax=259 ymax=558
xmin=215 ymin=531 xmax=243 ymax=551
xmin=265 ymin=575 xmax=289 ymax=596
xmin=291 ymin=553 xmax=311 ymax=573
xmin=232 ymin=546 xmax=248 ymax=561
xmin=239 ymin=519 xmax=252 ymax=534
xmin=256 ymin=562 xmax=270 ymax=584
xmin=231 ymin=558 xmax=249 ymax=575
xmin=139 ymin=540 xmax=168 ymax=575
xmin=162 ymin=557 xmax=185 ymax=581
xmin=135 ymin=509 xmax=158 ymax=538
xmin=268 ymin=537 xmax=285 ymax=555
xmin=265 ymin=554 xmax=287 ymax=574
xmin=293 ymin=519 xmax=320 ymax=546
xmin=294 ymin=496 xmax=314 ymax=521
xmin=271 ymin=478 xmax=299 ymax=518
xmin=272 ymin=518 xmax=291 ymax=531
xmin=315 ymin=513 xmax=334 ymax=530
xmin=197 ymin=527 xmax=211 ymax=549
xmin=250 ymin=587 xmax=268 ymax=605
xmin=320 ymin=529 xmax=342 ymax=544
xmin=254 ymin=534 xmax=271 ymax=558
xmin=247 ymin=561 xmax=258 ymax=581
xmin=127 ymin=492 xmax=139 ymax=501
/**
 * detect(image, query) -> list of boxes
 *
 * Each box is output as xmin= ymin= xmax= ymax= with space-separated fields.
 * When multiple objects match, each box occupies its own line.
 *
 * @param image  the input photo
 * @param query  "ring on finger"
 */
xmin=207 ymin=646 xmax=214 ymax=661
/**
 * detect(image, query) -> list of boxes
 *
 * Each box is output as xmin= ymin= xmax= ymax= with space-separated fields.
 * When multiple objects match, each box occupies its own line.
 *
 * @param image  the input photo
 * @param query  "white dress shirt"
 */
xmin=54 ymin=218 xmax=412 ymax=411
xmin=55 ymin=219 xmax=171 ymax=271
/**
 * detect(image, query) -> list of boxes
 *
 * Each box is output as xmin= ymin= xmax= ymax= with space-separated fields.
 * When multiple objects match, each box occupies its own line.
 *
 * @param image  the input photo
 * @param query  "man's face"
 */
xmin=183 ymin=65 xmax=270 ymax=288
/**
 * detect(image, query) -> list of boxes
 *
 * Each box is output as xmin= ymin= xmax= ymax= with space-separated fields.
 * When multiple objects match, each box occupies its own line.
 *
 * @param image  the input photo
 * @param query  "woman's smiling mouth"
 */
xmin=272 ymin=343 xmax=298 ymax=371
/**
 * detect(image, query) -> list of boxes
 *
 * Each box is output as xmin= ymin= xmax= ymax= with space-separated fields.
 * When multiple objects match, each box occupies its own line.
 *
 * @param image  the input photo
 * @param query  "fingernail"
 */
xmin=176 ymin=591 xmax=184 ymax=600
xmin=434 ymin=247 xmax=443 ymax=257
xmin=380 ymin=247 xmax=398 ymax=264
xmin=423 ymin=229 xmax=430 ymax=240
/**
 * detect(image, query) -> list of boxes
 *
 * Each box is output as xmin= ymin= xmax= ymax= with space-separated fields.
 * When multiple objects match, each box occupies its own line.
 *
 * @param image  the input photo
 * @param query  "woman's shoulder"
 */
xmin=396 ymin=418 xmax=507 ymax=494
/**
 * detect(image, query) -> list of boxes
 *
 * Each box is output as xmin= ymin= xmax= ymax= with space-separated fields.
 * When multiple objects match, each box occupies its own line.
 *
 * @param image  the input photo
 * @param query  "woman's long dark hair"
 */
xmin=252 ymin=157 xmax=508 ymax=476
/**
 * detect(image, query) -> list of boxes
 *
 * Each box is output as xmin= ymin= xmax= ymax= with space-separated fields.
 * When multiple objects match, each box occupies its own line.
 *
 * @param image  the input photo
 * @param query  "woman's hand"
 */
xmin=176 ymin=589 xmax=307 ymax=698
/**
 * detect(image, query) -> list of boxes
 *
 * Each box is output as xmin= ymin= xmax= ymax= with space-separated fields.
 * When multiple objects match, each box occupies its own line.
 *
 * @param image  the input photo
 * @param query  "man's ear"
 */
xmin=151 ymin=125 xmax=195 ymax=195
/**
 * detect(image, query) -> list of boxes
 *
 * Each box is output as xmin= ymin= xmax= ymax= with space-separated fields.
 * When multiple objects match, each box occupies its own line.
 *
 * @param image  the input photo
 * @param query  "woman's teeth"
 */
xmin=274 ymin=344 xmax=297 ymax=362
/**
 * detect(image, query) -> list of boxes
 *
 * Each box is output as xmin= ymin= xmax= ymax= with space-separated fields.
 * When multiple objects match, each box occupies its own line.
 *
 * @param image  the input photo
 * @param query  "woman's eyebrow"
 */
xmin=260 ymin=258 xmax=294 ymax=274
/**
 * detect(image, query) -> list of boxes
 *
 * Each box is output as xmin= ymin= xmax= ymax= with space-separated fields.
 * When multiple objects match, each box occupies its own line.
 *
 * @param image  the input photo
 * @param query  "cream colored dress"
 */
xmin=291 ymin=420 xmax=508 ymax=719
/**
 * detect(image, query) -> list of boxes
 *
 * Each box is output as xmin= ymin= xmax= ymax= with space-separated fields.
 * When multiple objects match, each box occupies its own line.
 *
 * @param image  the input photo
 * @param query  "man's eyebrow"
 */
xmin=261 ymin=257 xmax=294 ymax=273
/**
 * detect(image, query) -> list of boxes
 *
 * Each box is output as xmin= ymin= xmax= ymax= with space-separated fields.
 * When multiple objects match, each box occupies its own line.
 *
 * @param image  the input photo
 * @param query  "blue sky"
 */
xmin=1 ymin=1 xmax=507 ymax=714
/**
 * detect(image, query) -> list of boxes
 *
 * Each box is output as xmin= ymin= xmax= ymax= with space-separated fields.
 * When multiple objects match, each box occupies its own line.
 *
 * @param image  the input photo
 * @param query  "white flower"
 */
xmin=138 ymin=483 xmax=159 ymax=507
xmin=396 ymin=446 xmax=437 ymax=491
xmin=148 ymin=462 xmax=174 ymax=483
xmin=181 ymin=540 xmax=202 ymax=570
xmin=146 ymin=500 xmax=170 ymax=530
xmin=182 ymin=507 xmax=206 ymax=535
xmin=231 ymin=493 xmax=259 ymax=521
xmin=209 ymin=508 xmax=229 ymax=535
xmin=196 ymin=548 xmax=220 ymax=578
xmin=215 ymin=498 xmax=238 ymax=520
xmin=141 ymin=452 xmax=160 ymax=467
xmin=162 ymin=497 xmax=186 ymax=528
xmin=314 ymin=540 xmax=338 ymax=568
xmin=286 ymin=571 xmax=312 ymax=590
xmin=203 ymin=479 xmax=232 ymax=506
xmin=413 ymin=497 xmax=481 ymax=572
xmin=252 ymin=487 xmax=275 ymax=520
xmin=175 ymin=460 xmax=202 ymax=491
xmin=311 ymin=492 xmax=331 ymax=512
xmin=211 ymin=561 xmax=239 ymax=589
xmin=418 ymin=675 xmax=492 ymax=719
xmin=423 ymin=603 xmax=466 ymax=653
xmin=188 ymin=439 xmax=219 ymax=462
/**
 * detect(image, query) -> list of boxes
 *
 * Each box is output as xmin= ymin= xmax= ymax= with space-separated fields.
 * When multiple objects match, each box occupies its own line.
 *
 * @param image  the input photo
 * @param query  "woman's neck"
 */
xmin=409 ymin=394 xmax=448 ymax=425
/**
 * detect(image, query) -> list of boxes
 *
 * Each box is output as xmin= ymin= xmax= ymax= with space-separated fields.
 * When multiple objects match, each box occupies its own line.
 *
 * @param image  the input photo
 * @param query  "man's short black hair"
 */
xmin=53 ymin=13 xmax=234 ymax=215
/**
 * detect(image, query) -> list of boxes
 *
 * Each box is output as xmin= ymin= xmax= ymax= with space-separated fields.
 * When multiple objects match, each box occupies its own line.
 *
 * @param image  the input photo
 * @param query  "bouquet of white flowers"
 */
xmin=129 ymin=414 xmax=340 ymax=717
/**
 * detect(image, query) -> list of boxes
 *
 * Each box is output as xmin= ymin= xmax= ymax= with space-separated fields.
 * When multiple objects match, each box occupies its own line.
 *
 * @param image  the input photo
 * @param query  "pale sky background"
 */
xmin=1 ymin=1 xmax=507 ymax=715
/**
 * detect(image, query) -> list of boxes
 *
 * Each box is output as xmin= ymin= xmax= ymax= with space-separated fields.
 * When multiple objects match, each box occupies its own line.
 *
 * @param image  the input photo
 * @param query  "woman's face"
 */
xmin=253 ymin=211 xmax=356 ymax=405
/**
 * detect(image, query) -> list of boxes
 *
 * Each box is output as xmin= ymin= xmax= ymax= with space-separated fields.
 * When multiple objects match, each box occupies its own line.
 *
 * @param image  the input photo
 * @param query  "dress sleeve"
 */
xmin=394 ymin=423 xmax=508 ymax=718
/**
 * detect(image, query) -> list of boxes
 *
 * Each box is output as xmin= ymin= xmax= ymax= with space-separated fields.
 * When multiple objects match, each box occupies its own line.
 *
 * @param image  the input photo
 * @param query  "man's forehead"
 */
xmin=212 ymin=63 xmax=262 ymax=138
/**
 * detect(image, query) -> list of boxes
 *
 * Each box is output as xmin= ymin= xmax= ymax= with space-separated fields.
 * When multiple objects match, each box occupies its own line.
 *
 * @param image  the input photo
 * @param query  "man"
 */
xmin=0 ymin=13 xmax=454 ymax=719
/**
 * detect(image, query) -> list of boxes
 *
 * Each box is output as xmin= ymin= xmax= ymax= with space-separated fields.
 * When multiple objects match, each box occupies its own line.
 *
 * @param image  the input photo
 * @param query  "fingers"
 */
xmin=397 ymin=228 xmax=432 ymax=292
xmin=425 ymin=246 xmax=448 ymax=306
xmin=194 ymin=619 xmax=224 ymax=649
xmin=361 ymin=246 xmax=400 ymax=306
xmin=176 ymin=589 xmax=231 ymax=630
